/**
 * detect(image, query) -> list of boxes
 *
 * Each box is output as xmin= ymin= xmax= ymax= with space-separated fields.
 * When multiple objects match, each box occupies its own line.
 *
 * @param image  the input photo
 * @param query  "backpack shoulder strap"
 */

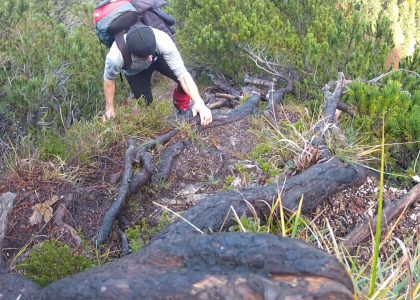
xmin=114 ymin=32 xmax=132 ymax=69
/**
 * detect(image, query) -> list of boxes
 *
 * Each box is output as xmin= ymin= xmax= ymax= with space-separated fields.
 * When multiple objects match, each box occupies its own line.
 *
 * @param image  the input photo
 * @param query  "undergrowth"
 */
xmin=16 ymin=240 xmax=95 ymax=287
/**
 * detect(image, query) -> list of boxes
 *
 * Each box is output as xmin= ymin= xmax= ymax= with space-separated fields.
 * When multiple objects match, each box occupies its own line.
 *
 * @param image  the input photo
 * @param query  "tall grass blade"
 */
xmin=369 ymin=113 xmax=386 ymax=297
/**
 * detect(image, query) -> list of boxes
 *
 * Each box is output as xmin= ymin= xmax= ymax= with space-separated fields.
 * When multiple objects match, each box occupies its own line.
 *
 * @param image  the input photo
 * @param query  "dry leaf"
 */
xmin=29 ymin=195 xmax=59 ymax=226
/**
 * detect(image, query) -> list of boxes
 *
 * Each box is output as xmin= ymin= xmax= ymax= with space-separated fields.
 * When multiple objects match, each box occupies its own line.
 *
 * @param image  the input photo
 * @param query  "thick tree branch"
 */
xmin=0 ymin=192 xmax=16 ymax=272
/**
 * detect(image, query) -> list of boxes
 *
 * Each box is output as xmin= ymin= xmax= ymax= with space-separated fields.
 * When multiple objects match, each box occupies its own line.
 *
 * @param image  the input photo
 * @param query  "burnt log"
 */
xmin=0 ymin=192 xmax=16 ymax=271
xmin=0 ymin=273 xmax=40 ymax=299
xmin=39 ymin=233 xmax=354 ymax=299
xmin=156 ymin=158 xmax=368 ymax=240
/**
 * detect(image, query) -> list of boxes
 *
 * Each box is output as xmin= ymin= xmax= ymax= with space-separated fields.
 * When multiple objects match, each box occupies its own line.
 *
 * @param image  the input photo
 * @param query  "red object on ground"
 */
xmin=172 ymin=85 xmax=191 ymax=112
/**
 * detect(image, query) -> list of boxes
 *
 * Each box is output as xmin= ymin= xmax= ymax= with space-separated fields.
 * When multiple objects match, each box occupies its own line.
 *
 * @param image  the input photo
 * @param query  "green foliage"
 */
xmin=17 ymin=240 xmax=94 ymax=287
xmin=171 ymin=0 xmax=393 ymax=99
xmin=126 ymin=212 xmax=173 ymax=252
xmin=356 ymin=0 xmax=419 ymax=57
xmin=172 ymin=0 xmax=295 ymax=78
xmin=37 ymin=128 xmax=76 ymax=161
xmin=229 ymin=215 xmax=268 ymax=233
xmin=343 ymin=71 xmax=420 ymax=174
xmin=0 ymin=0 xmax=28 ymax=37
xmin=0 ymin=0 xmax=104 ymax=139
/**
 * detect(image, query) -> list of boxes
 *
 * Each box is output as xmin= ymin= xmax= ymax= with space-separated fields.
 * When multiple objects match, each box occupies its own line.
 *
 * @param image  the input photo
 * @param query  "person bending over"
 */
xmin=102 ymin=24 xmax=212 ymax=125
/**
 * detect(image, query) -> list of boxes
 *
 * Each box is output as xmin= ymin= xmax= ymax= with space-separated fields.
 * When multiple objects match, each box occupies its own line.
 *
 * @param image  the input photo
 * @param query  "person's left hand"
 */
xmin=192 ymin=103 xmax=213 ymax=126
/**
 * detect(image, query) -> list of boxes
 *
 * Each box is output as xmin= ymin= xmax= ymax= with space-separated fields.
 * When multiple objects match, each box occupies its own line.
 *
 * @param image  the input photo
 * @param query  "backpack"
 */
xmin=93 ymin=0 xmax=176 ymax=50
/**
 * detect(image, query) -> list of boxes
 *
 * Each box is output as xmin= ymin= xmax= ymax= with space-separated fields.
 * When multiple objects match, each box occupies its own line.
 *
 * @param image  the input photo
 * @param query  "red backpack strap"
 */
xmin=114 ymin=31 xmax=132 ymax=69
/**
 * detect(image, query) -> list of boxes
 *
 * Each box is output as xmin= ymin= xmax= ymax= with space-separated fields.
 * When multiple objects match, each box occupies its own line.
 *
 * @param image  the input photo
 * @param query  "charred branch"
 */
xmin=151 ymin=141 xmax=185 ymax=185
xmin=156 ymin=158 xmax=368 ymax=240
xmin=0 ymin=192 xmax=16 ymax=272
xmin=38 ymin=233 xmax=354 ymax=300
xmin=337 ymin=101 xmax=356 ymax=118
xmin=96 ymin=139 xmax=137 ymax=247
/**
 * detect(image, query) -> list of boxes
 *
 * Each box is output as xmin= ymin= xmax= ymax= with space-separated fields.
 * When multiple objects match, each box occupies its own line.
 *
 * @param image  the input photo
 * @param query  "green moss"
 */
xmin=17 ymin=240 xmax=94 ymax=287
xmin=126 ymin=213 xmax=173 ymax=252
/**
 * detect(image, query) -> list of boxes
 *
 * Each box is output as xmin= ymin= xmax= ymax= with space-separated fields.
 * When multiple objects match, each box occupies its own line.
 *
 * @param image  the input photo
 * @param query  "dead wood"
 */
xmin=156 ymin=158 xmax=368 ymax=240
xmin=118 ymin=229 xmax=130 ymax=256
xmin=206 ymin=98 xmax=236 ymax=110
xmin=0 ymin=273 xmax=40 ymax=299
xmin=244 ymin=74 xmax=273 ymax=87
xmin=53 ymin=193 xmax=83 ymax=249
xmin=208 ymin=73 xmax=241 ymax=96
xmin=337 ymin=101 xmax=356 ymax=118
xmin=343 ymin=183 xmax=420 ymax=249
xmin=0 ymin=192 xmax=16 ymax=272
xmin=266 ymin=80 xmax=295 ymax=112
xmin=96 ymin=139 xmax=137 ymax=247
xmin=323 ymin=72 xmax=347 ymax=125
xmin=38 ymin=233 xmax=355 ymax=300
xmin=151 ymin=141 xmax=185 ymax=185
xmin=97 ymin=130 xmax=183 ymax=247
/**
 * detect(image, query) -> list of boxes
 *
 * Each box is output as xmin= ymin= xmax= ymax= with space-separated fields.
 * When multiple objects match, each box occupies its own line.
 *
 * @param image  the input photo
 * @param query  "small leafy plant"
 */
xmin=17 ymin=240 xmax=94 ymax=287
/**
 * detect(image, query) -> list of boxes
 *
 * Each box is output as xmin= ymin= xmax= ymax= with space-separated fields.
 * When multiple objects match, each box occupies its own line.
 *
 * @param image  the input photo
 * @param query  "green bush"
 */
xmin=0 ymin=0 xmax=104 ymax=138
xmin=17 ymin=240 xmax=94 ymax=287
xmin=343 ymin=67 xmax=420 ymax=174
xmin=171 ymin=0 xmax=393 ymax=90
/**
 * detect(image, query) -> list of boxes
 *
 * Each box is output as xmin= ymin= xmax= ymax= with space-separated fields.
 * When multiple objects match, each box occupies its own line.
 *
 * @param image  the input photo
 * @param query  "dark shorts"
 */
xmin=125 ymin=54 xmax=180 ymax=104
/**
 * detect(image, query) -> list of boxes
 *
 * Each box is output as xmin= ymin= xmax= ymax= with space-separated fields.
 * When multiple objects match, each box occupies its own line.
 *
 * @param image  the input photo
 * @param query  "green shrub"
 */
xmin=171 ymin=0 xmax=393 ymax=97
xmin=0 ymin=0 xmax=104 ymax=138
xmin=17 ymin=240 xmax=94 ymax=287
xmin=343 ymin=71 xmax=420 ymax=174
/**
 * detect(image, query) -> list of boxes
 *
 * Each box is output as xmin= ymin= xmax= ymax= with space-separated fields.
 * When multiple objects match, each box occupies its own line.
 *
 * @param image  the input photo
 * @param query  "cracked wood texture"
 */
xmin=37 ymin=233 xmax=354 ymax=299
xmin=156 ymin=158 xmax=368 ymax=240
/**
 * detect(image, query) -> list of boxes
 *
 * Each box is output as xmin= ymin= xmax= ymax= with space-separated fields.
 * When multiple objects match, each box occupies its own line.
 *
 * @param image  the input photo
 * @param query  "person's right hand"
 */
xmin=102 ymin=109 xmax=116 ymax=122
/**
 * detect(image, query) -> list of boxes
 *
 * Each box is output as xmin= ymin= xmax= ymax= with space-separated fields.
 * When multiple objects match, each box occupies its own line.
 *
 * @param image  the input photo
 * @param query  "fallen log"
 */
xmin=38 ymin=233 xmax=355 ymax=299
xmin=0 ymin=192 xmax=16 ymax=272
xmin=343 ymin=183 xmax=420 ymax=249
xmin=156 ymin=158 xmax=368 ymax=240
xmin=0 ymin=273 xmax=40 ymax=299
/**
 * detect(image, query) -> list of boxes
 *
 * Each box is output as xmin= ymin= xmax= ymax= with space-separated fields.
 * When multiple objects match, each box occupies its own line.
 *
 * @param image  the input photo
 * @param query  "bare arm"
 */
xmin=178 ymin=72 xmax=212 ymax=125
xmin=103 ymin=79 xmax=116 ymax=120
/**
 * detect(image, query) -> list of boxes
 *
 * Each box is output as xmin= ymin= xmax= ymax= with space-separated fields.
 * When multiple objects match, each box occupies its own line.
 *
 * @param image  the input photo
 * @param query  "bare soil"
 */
xmin=1 ymin=100 xmax=418 ymax=271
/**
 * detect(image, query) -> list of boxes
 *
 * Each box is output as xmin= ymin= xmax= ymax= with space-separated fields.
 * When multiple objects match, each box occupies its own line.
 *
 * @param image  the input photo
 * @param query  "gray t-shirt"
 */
xmin=103 ymin=28 xmax=188 ymax=81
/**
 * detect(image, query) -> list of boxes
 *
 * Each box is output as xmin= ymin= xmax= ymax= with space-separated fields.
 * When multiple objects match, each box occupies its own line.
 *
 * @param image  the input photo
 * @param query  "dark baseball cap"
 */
xmin=126 ymin=24 xmax=156 ymax=57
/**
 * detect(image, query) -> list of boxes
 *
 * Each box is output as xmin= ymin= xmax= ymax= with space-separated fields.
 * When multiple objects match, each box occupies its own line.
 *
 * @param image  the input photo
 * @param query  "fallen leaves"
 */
xmin=29 ymin=196 xmax=59 ymax=226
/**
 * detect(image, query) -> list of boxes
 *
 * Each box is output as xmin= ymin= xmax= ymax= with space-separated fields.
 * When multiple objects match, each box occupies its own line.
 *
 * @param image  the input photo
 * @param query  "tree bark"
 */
xmin=0 ymin=192 xmax=16 ymax=272
xmin=39 ymin=233 xmax=355 ymax=300
xmin=156 ymin=158 xmax=368 ymax=240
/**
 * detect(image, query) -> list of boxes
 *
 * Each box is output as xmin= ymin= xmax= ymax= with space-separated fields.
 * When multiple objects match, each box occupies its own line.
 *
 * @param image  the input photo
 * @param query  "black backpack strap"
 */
xmin=115 ymin=31 xmax=132 ymax=69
